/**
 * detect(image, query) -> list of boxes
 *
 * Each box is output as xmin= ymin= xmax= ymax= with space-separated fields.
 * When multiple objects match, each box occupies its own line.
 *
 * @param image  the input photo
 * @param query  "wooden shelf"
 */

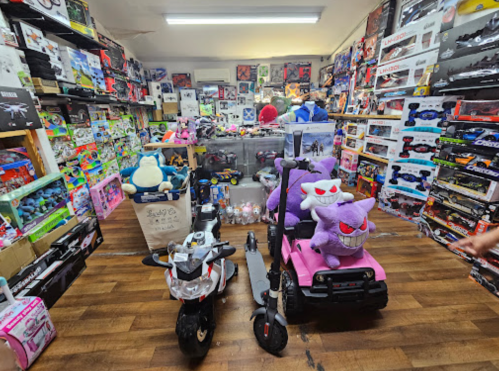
xmin=0 ymin=131 xmax=27 ymax=139
xmin=359 ymin=152 xmax=390 ymax=164
xmin=328 ymin=113 xmax=402 ymax=120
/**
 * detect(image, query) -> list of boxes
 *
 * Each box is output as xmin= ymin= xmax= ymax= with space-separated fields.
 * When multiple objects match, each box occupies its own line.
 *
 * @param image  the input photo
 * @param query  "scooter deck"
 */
xmin=244 ymin=244 xmax=270 ymax=306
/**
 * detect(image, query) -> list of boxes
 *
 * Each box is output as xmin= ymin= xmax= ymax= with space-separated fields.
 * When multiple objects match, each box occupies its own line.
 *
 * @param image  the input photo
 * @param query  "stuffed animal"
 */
xmin=120 ymin=151 xmax=176 ymax=195
xmin=233 ymin=205 xmax=243 ymax=224
xmin=170 ymin=166 xmax=189 ymax=190
xmin=300 ymin=179 xmax=354 ymax=221
xmin=225 ymin=206 xmax=235 ymax=224
xmin=267 ymin=157 xmax=336 ymax=227
xmin=253 ymin=204 xmax=262 ymax=223
xmin=241 ymin=202 xmax=253 ymax=225
xmin=310 ymin=198 xmax=376 ymax=269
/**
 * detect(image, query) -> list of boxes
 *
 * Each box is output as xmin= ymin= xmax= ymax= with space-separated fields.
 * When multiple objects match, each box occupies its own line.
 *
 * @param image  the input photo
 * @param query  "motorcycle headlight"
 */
xmin=168 ymin=275 xmax=214 ymax=300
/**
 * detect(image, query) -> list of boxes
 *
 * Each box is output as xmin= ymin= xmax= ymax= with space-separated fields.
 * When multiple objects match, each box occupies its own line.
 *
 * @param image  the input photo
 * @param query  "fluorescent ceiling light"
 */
xmin=165 ymin=13 xmax=320 ymax=25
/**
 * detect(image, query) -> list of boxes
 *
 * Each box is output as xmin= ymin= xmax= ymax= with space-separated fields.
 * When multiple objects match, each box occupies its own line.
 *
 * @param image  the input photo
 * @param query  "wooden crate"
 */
xmin=144 ymin=143 xmax=197 ymax=170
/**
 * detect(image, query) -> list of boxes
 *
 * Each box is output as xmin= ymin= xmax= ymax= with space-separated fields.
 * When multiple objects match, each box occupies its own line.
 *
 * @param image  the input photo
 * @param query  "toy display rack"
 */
xmin=36 ymin=93 xmax=154 ymax=107
xmin=328 ymin=113 xmax=402 ymax=120
xmin=0 ymin=1 xmax=106 ymax=50
xmin=341 ymin=146 xmax=389 ymax=164
xmin=0 ymin=130 xmax=46 ymax=178
xmin=144 ymin=143 xmax=198 ymax=171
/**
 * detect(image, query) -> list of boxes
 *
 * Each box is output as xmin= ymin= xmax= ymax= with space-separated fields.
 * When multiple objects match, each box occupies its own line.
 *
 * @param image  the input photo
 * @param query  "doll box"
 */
xmin=0 ymin=173 xmax=68 ymax=234
xmin=367 ymin=119 xmax=401 ymax=140
xmin=364 ymin=136 xmax=396 ymax=160
xmin=340 ymin=150 xmax=359 ymax=172
xmin=0 ymin=296 xmax=56 ymax=369
xmin=89 ymin=174 xmax=124 ymax=220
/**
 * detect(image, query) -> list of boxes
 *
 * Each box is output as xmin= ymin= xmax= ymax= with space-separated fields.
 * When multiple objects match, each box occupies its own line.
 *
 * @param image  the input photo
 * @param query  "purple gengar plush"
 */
xmin=310 ymin=198 xmax=376 ymax=269
xmin=267 ymin=157 xmax=336 ymax=227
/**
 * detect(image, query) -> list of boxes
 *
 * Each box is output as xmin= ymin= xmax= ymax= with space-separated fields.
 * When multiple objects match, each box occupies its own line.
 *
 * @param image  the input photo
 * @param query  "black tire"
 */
xmin=420 ymin=170 xmax=431 ymax=177
xmin=392 ymin=165 xmax=401 ymax=171
xmin=476 ymin=162 xmax=487 ymax=168
xmin=389 ymin=179 xmax=398 ymax=185
xmin=442 ymin=101 xmax=457 ymax=110
xmin=405 ymin=120 xmax=415 ymax=127
xmin=253 ymin=314 xmax=288 ymax=354
xmin=361 ymin=282 xmax=388 ymax=312
xmin=177 ymin=312 xmax=214 ymax=358
xmin=408 ymin=103 xmax=420 ymax=110
xmin=449 ymin=178 xmax=456 ymax=184
xmin=485 ymin=135 xmax=497 ymax=142
xmin=282 ymin=270 xmax=304 ymax=317
xmin=478 ymin=187 xmax=486 ymax=194
xmin=252 ymin=174 xmax=259 ymax=181
xmin=267 ymin=224 xmax=277 ymax=257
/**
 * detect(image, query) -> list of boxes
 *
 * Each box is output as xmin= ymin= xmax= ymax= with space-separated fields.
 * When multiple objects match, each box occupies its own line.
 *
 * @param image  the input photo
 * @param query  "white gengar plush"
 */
xmin=300 ymin=179 xmax=354 ymax=221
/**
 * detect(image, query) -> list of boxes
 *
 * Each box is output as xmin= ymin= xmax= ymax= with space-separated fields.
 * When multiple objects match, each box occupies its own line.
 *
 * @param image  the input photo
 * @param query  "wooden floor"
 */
xmin=31 ymin=191 xmax=499 ymax=371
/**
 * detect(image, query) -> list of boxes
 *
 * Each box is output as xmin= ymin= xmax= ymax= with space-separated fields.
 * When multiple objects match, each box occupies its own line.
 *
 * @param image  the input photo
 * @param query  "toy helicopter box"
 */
xmin=11 ymin=0 xmax=70 ymax=26
xmin=0 ymin=295 xmax=57 ymax=370
xmin=66 ymin=0 xmax=97 ymax=40
xmin=0 ymin=87 xmax=42 ymax=131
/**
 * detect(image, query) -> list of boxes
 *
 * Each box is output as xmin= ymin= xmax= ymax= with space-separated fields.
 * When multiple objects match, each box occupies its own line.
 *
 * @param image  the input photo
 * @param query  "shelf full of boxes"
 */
xmin=325 ymin=0 xmax=499 ymax=297
xmin=0 ymin=0 xmax=155 ymax=309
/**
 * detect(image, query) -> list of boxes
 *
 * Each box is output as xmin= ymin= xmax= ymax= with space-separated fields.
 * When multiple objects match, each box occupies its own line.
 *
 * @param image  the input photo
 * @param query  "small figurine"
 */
xmin=233 ymin=205 xmax=243 ymax=224
xmin=225 ymin=205 xmax=235 ymax=224
xmin=253 ymin=204 xmax=262 ymax=223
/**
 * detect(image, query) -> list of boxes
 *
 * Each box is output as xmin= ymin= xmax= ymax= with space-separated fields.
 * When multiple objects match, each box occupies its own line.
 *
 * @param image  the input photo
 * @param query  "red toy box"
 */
xmin=454 ymin=100 xmax=499 ymax=123
xmin=357 ymin=175 xmax=378 ymax=198
xmin=97 ymin=34 xmax=127 ymax=74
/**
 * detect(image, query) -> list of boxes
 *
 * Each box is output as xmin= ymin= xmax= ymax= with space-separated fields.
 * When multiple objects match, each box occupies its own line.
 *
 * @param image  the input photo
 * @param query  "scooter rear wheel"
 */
xmin=253 ymin=314 xmax=288 ymax=354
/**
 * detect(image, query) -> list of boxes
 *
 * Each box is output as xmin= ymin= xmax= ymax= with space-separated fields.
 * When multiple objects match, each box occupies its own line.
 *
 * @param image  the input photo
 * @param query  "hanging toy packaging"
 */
xmin=0 ymin=277 xmax=57 ymax=370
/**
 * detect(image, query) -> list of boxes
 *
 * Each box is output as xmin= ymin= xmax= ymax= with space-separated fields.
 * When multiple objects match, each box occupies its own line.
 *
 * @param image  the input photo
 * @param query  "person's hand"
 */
xmin=0 ymin=341 xmax=18 ymax=371
xmin=450 ymin=229 xmax=499 ymax=258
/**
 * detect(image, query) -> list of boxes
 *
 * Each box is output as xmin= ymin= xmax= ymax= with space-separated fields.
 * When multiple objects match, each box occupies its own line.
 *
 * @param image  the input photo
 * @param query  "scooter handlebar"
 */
xmin=281 ymin=158 xmax=314 ymax=171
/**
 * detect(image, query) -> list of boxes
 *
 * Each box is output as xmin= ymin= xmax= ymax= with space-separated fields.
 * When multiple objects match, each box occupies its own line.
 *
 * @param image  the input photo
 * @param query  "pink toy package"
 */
xmin=0 ymin=277 xmax=56 ymax=370
xmin=174 ymin=118 xmax=197 ymax=144
xmin=89 ymin=174 xmax=124 ymax=220
xmin=340 ymin=149 xmax=359 ymax=172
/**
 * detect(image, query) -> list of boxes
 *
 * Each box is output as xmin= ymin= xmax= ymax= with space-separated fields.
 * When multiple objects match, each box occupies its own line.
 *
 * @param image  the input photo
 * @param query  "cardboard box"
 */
xmin=379 ymin=12 xmax=441 ymax=66
xmin=61 ymin=102 xmax=90 ymax=125
xmin=374 ymin=49 xmax=439 ymax=94
xmin=11 ymin=21 xmax=46 ymax=54
xmin=51 ymin=216 xmax=103 ymax=258
xmin=364 ymin=136 xmax=397 ymax=159
xmin=0 ymin=238 xmax=36 ymax=280
xmin=162 ymin=102 xmax=178 ymax=115
xmin=454 ymin=100 xmax=499 ymax=123
xmin=59 ymin=46 xmax=94 ymax=89
xmin=367 ymin=119 xmax=401 ymax=140
xmin=30 ymin=216 xmax=78 ymax=257
xmin=385 ymin=160 xmax=435 ymax=198
xmin=0 ymin=45 xmax=24 ymax=89
xmin=394 ymin=130 xmax=440 ymax=164
xmin=11 ymin=0 xmax=70 ymax=26
xmin=340 ymin=150 xmax=359 ymax=172
xmin=342 ymin=135 xmax=364 ymax=153
xmin=345 ymin=123 xmax=366 ymax=139
xmin=66 ymin=0 xmax=97 ymax=39
xmin=378 ymin=185 xmax=426 ymax=224
xmin=365 ymin=0 xmax=396 ymax=38
xmin=400 ymin=96 xmax=461 ymax=130
xmin=470 ymin=249 xmax=499 ymax=297
xmin=98 ymin=33 xmax=127 ymax=74
xmin=0 ymin=86 xmax=43 ymax=131
xmin=339 ymin=166 xmax=357 ymax=187
xmin=32 ymin=77 xmax=60 ymax=94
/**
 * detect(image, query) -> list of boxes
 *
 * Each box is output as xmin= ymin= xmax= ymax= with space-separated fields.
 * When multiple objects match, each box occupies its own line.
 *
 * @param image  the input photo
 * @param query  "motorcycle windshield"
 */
xmin=173 ymin=247 xmax=212 ymax=274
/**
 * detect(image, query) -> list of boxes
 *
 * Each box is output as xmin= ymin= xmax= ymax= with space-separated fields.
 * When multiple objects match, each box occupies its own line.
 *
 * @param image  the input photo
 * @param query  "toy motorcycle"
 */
xmin=142 ymin=204 xmax=237 ymax=358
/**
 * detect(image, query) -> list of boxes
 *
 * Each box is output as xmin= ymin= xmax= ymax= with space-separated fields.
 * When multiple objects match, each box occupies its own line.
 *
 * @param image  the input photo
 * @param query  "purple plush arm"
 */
xmin=368 ymin=221 xmax=376 ymax=233
xmin=310 ymin=231 xmax=329 ymax=249
xmin=266 ymin=184 xmax=281 ymax=211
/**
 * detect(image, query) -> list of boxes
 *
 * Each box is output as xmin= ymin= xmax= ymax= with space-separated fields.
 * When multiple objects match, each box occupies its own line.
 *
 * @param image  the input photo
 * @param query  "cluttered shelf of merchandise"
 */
xmin=329 ymin=113 xmax=402 ymax=120
xmin=0 ymin=1 xmax=106 ymax=50
xmin=36 ymin=93 xmax=155 ymax=107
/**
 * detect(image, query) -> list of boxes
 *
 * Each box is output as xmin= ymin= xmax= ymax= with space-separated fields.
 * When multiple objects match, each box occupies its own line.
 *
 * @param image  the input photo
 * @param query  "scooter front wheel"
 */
xmin=253 ymin=314 xmax=288 ymax=354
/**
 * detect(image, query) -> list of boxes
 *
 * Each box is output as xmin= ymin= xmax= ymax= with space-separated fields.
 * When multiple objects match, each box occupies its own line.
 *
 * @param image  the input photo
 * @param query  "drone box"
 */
xmin=11 ymin=0 xmax=70 ymax=26
xmin=379 ymin=12 xmax=441 ymax=66
xmin=424 ymin=198 xmax=498 ymax=238
xmin=378 ymin=185 xmax=426 ymax=224
xmin=470 ymin=250 xmax=499 ymax=297
xmin=374 ymin=49 xmax=438 ymax=94
xmin=432 ymin=47 xmax=499 ymax=93
xmin=59 ymin=46 xmax=93 ymax=89
xmin=65 ymin=0 xmax=96 ymax=39
xmin=365 ymin=0 xmax=396 ymax=38
xmin=367 ymin=119 xmax=401 ymax=140
xmin=11 ymin=21 xmax=46 ymax=54
xmin=400 ymin=96 xmax=461 ymax=130
xmin=98 ymin=33 xmax=127 ymax=74
xmin=345 ymin=123 xmax=366 ymax=139
xmin=61 ymin=102 xmax=90 ymax=125
xmin=0 ymin=86 xmax=42 ymax=131
xmin=454 ymin=100 xmax=499 ymax=123
xmin=439 ymin=11 xmax=499 ymax=62
xmin=0 ymin=45 xmax=24 ymax=89
xmin=435 ymin=165 xmax=499 ymax=202
xmin=385 ymin=161 xmax=435 ymax=198
xmin=104 ymin=72 xmax=130 ymax=101
xmin=364 ymin=136 xmax=396 ymax=159
xmin=429 ymin=185 xmax=499 ymax=223
xmin=394 ymin=130 xmax=440 ymax=164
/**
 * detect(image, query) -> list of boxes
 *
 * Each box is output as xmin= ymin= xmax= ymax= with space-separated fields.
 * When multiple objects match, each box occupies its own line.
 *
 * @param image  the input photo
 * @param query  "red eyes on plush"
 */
xmin=330 ymin=185 xmax=337 ymax=193
xmin=360 ymin=217 xmax=367 ymax=231
xmin=339 ymin=222 xmax=355 ymax=234
xmin=340 ymin=218 xmax=368 ymax=234
xmin=315 ymin=188 xmax=325 ymax=195
xmin=301 ymin=186 xmax=307 ymax=194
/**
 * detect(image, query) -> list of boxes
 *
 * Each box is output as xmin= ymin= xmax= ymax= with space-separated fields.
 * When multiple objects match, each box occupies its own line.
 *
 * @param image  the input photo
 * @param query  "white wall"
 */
xmin=143 ymin=57 xmax=323 ymax=86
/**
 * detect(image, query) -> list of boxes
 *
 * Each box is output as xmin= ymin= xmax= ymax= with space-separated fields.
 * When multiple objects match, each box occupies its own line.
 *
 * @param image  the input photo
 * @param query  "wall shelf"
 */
xmin=0 ymin=2 xmax=106 ymax=50
xmin=0 ymin=130 xmax=46 ymax=178
xmin=36 ymin=93 xmax=154 ymax=107
xmin=329 ymin=113 xmax=402 ymax=120
xmin=359 ymin=152 xmax=390 ymax=164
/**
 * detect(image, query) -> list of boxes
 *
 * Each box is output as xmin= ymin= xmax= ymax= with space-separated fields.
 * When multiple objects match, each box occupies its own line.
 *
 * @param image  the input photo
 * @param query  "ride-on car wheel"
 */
xmin=211 ymin=177 xmax=219 ymax=185
xmin=361 ymin=282 xmax=388 ymax=312
xmin=282 ymin=270 xmax=304 ymax=317
xmin=267 ymin=224 xmax=277 ymax=257
xmin=253 ymin=314 xmax=288 ymax=354
xmin=230 ymin=177 xmax=239 ymax=185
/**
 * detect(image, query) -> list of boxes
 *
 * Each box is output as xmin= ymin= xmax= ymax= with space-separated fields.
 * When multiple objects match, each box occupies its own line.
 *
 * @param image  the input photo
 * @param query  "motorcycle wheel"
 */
xmin=177 ymin=314 xmax=214 ymax=358
xmin=253 ymin=314 xmax=288 ymax=354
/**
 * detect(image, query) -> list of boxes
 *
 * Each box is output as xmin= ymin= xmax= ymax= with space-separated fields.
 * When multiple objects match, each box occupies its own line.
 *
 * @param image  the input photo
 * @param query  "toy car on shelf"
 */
xmin=389 ymin=165 xmax=431 ymax=192
xmin=211 ymin=169 xmax=243 ymax=185
xmin=387 ymin=197 xmax=424 ymax=217
xmin=455 ymin=128 xmax=499 ymax=141
xmin=404 ymin=102 xmax=456 ymax=127
xmin=445 ymin=152 xmax=499 ymax=169
xmin=399 ymin=136 xmax=437 ymax=158
xmin=255 ymin=150 xmax=279 ymax=163
xmin=440 ymin=172 xmax=488 ymax=193
xmin=252 ymin=166 xmax=278 ymax=182
xmin=205 ymin=150 xmax=237 ymax=167
xmin=438 ymin=189 xmax=487 ymax=217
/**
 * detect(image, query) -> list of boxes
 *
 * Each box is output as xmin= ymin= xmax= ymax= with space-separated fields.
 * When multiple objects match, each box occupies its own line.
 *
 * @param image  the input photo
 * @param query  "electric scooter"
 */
xmin=143 ymin=204 xmax=238 ymax=358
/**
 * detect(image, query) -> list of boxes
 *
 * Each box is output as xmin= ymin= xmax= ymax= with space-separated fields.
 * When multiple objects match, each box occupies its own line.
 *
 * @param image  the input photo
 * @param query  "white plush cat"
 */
xmin=300 ymin=179 xmax=354 ymax=221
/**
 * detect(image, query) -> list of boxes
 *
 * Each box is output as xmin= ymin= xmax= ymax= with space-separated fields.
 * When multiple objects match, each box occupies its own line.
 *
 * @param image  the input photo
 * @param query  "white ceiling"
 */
xmin=86 ymin=0 xmax=381 ymax=62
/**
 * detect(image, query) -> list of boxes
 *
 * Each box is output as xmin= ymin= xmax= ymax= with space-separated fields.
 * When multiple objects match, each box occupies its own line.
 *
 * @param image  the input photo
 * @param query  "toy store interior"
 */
xmin=2 ymin=0 xmax=499 ymax=369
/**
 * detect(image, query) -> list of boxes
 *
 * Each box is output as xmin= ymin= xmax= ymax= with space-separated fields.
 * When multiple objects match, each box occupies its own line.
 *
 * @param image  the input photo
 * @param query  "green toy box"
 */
xmin=0 ymin=173 xmax=69 ymax=234
xmin=28 ymin=207 xmax=71 ymax=243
